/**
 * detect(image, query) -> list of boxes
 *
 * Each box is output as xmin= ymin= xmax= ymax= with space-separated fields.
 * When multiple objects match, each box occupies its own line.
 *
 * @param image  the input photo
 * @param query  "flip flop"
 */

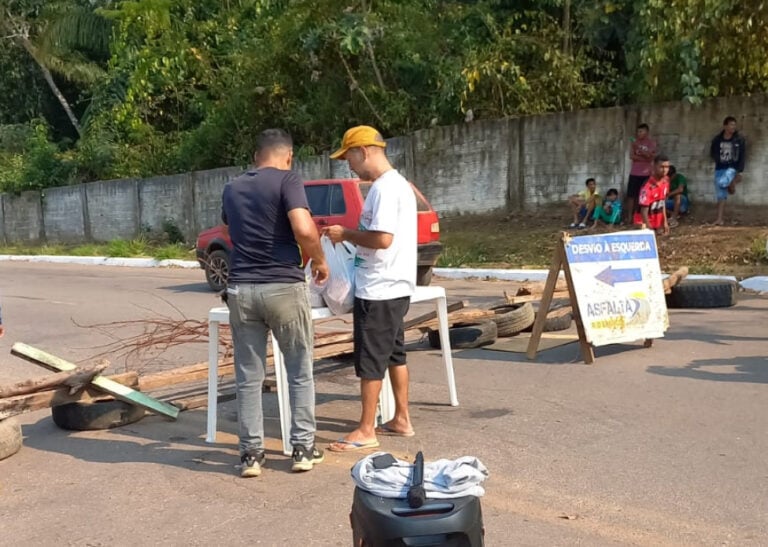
xmin=327 ymin=439 xmax=380 ymax=453
xmin=375 ymin=424 xmax=416 ymax=437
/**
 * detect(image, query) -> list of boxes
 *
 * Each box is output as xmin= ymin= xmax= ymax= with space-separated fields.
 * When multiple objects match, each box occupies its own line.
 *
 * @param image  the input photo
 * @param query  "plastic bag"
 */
xmin=304 ymin=260 xmax=326 ymax=308
xmin=320 ymin=236 xmax=356 ymax=315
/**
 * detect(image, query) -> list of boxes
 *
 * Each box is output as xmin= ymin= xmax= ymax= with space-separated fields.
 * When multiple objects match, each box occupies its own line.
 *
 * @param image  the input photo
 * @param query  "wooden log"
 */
xmin=503 ymin=289 xmax=570 ymax=304
xmin=663 ymin=266 xmax=689 ymax=294
xmin=0 ymin=371 xmax=139 ymax=420
xmin=11 ymin=342 xmax=179 ymax=419
xmin=0 ymin=364 xmax=108 ymax=398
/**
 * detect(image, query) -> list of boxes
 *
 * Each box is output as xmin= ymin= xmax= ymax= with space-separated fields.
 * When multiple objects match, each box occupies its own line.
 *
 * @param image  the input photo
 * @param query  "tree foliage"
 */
xmin=0 ymin=0 xmax=765 ymax=192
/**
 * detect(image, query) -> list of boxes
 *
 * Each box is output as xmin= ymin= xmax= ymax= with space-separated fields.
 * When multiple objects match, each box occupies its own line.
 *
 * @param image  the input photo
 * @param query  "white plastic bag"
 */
xmin=320 ymin=236 xmax=356 ymax=315
xmin=304 ymin=260 xmax=326 ymax=308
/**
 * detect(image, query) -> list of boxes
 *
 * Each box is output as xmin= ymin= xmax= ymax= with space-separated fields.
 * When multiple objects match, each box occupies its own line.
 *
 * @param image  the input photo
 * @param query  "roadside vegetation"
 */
xmin=2 ymin=1 xmax=768 ymax=193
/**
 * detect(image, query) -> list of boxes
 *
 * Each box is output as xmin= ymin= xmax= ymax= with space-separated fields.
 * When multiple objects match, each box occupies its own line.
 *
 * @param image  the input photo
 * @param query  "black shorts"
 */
xmin=353 ymin=296 xmax=410 ymax=380
xmin=627 ymin=175 xmax=648 ymax=200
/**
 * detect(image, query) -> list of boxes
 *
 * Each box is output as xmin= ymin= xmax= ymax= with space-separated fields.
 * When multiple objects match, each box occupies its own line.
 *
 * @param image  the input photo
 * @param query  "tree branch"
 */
xmin=338 ymin=49 xmax=387 ymax=129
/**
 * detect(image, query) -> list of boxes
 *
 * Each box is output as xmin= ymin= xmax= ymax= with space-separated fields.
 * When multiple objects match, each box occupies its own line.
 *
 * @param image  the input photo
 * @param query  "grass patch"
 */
xmin=153 ymin=244 xmax=194 ymax=261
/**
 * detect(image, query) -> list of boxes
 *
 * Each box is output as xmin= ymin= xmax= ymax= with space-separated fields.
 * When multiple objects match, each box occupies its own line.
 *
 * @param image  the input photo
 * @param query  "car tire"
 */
xmin=490 ymin=303 xmax=535 ymax=337
xmin=427 ymin=321 xmax=498 ymax=349
xmin=205 ymin=249 xmax=230 ymax=292
xmin=416 ymin=266 xmax=433 ymax=286
xmin=0 ymin=418 xmax=22 ymax=461
xmin=523 ymin=308 xmax=574 ymax=333
xmin=666 ymin=279 xmax=738 ymax=309
xmin=51 ymin=399 xmax=145 ymax=431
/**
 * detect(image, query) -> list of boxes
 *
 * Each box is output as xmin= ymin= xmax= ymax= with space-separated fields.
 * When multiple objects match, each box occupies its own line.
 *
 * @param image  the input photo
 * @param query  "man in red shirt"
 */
xmin=633 ymin=154 xmax=670 ymax=236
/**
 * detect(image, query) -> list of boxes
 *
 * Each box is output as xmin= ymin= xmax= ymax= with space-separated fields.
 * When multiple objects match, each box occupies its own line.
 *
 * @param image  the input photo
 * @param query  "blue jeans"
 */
xmin=227 ymin=282 xmax=316 ymax=455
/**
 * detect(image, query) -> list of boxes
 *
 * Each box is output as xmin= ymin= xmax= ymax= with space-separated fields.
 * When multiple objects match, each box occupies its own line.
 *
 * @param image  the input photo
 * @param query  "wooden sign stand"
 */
xmin=526 ymin=232 xmax=595 ymax=364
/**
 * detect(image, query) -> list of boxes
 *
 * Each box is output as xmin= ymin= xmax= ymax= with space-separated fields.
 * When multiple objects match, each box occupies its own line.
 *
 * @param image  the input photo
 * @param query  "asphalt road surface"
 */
xmin=1 ymin=262 xmax=767 ymax=545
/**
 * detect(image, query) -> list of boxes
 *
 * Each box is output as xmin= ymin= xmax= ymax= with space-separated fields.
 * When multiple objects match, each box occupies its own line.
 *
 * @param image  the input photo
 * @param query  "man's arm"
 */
xmin=710 ymin=136 xmax=719 ymax=163
xmin=640 ymin=206 xmax=651 ymax=227
xmin=287 ymin=208 xmax=329 ymax=284
xmin=323 ymin=226 xmax=392 ymax=249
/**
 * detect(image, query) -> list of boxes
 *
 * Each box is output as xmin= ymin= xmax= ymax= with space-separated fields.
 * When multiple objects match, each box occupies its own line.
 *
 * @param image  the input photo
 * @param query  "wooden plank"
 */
xmin=11 ymin=343 xmax=180 ymax=419
xmin=0 ymin=363 xmax=108 ymax=398
xmin=137 ymin=360 xmax=234 ymax=391
xmin=403 ymin=300 xmax=466 ymax=330
xmin=0 ymin=371 xmax=139 ymax=420
xmin=526 ymin=238 xmax=566 ymax=360
xmin=558 ymin=235 xmax=595 ymax=364
xmin=171 ymin=391 xmax=237 ymax=412
xmin=663 ymin=266 xmax=689 ymax=294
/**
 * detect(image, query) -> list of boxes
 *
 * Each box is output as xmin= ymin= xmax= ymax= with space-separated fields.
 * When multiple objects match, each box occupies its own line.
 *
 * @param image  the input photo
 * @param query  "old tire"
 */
xmin=491 ymin=303 xmax=535 ymax=337
xmin=0 ymin=418 xmax=22 ymax=461
xmin=523 ymin=310 xmax=573 ymax=332
xmin=51 ymin=399 xmax=146 ymax=431
xmin=416 ymin=266 xmax=433 ymax=286
xmin=666 ymin=279 xmax=738 ymax=309
xmin=205 ymin=249 xmax=230 ymax=292
xmin=428 ymin=321 xmax=498 ymax=349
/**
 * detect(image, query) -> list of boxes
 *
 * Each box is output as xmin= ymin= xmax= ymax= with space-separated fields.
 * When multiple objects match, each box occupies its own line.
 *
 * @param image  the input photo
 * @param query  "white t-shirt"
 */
xmin=354 ymin=169 xmax=417 ymax=300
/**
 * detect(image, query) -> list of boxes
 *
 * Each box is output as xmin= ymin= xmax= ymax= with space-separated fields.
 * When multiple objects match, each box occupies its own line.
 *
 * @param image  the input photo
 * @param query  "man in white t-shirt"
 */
xmin=322 ymin=126 xmax=418 ymax=452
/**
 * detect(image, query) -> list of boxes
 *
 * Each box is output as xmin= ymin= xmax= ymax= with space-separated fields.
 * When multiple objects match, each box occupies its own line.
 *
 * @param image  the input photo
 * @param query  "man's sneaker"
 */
xmin=291 ymin=444 xmax=324 ymax=472
xmin=240 ymin=450 xmax=266 ymax=478
xmin=578 ymin=222 xmax=587 ymax=229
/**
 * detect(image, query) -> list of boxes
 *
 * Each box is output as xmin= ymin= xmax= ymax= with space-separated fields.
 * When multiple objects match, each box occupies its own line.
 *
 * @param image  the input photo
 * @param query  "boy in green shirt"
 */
xmin=665 ymin=165 xmax=690 ymax=227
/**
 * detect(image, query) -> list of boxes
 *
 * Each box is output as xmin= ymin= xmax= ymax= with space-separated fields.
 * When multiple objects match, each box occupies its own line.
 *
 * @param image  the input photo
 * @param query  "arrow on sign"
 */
xmin=595 ymin=265 xmax=643 ymax=286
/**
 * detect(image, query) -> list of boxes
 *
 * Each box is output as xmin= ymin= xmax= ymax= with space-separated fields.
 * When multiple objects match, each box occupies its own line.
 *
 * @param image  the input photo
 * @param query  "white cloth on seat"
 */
xmin=351 ymin=451 xmax=488 ymax=499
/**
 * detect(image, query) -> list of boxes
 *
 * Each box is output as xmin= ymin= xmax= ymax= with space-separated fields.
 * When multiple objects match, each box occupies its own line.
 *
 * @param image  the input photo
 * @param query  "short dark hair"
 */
xmin=637 ymin=123 xmax=649 ymax=131
xmin=255 ymin=128 xmax=293 ymax=154
xmin=668 ymin=165 xmax=677 ymax=177
xmin=654 ymin=153 xmax=669 ymax=164
xmin=606 ymin=188 xmax=619 ymax=197
xmin=585 ymin=178 xmax=596 ymax=185
xmin=723 ymin=116 xmax=737 ymax=125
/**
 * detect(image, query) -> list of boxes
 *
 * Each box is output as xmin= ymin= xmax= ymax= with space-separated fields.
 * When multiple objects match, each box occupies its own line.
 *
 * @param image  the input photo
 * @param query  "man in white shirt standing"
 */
xmin=322 ymin=126 xmax=418 ymax=451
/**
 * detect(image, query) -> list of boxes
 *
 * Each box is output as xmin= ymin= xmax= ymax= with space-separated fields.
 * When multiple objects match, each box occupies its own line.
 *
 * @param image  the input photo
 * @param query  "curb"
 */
xmin=0 ymin=255 xmax=764 ymax=292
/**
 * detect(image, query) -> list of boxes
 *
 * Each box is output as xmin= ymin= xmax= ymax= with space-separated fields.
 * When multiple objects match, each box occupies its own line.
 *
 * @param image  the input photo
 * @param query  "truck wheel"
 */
xmin=0 ymin=418 xmax=22 ymax=461
xmin=428 ymin=321 xmax=498 ymax=349
xmin=416 ymin=266 xmax=433 ymax=286
xmin=205 ymin=249 xmax=230 ymax=292
xmin=666 ymin=279 xmax=738 ymax=309
xmin=51 ymin=400 xmax=145 ymax=431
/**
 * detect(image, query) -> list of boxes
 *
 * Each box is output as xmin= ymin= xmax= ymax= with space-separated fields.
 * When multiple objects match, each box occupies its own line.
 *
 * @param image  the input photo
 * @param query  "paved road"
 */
xmin=1 ymin=262 xmax=767 ymax=545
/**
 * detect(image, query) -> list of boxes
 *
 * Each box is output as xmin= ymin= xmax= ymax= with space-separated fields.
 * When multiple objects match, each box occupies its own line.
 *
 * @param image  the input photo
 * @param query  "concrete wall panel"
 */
xmin=43 ymin=185 xmax=86 ymax=243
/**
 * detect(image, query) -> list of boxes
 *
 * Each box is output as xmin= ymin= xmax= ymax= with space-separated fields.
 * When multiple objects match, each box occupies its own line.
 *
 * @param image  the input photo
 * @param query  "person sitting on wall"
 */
xmin=665 ymin=165 xmax=690 ymax=228
xmin=568 ymin=178 xmax=601 ymax=229
xmin=591 ymin=188 xmax=622 ymax=229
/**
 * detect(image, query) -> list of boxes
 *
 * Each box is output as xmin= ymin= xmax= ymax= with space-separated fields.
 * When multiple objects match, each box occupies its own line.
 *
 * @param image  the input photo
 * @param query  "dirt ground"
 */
xmin=440 ymin=205 xmax=768 ymax=277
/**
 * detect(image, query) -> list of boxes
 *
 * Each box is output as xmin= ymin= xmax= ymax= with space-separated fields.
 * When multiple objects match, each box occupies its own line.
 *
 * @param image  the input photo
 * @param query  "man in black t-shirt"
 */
xmin=221 ymin=128 xmax=328 ymax=478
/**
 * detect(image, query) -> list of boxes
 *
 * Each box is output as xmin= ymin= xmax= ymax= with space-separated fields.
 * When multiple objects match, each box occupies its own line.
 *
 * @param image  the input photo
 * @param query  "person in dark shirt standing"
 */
xmin=710 ymin=116 xmax=746 ymax=225
xmin=624 ymin=123 xmax=657 ymax=223
xmin=221 ymin=128 xmax=329 ymax=478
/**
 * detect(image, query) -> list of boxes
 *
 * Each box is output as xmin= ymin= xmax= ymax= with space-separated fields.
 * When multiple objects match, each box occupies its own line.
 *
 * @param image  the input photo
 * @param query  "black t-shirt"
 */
xmin=221 ymin=167 xmax=309 ymax=284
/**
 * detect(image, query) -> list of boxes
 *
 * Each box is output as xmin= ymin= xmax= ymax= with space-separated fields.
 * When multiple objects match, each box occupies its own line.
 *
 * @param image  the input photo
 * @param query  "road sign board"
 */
xmin=564 ymin=230 xmax=668 ymax=346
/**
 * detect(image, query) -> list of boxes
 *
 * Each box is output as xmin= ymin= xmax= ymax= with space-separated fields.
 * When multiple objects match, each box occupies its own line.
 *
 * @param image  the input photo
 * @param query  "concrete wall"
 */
xmin=1 ymin=93 xmax=766 ymax=244
xmin=3 ymin=191 xmax=43 ymax=243
xmin=412 ymin=119 xmax=511 ymax=215
xmin=139 ymin=173 xmax=195 ymax=242
xmin=192 ymin=166 xmax=243 ymax=237
xmin=85 ymin=178 xmax=140 ymax=242
xmin=43 ymin=185 xmax=86 ymax=243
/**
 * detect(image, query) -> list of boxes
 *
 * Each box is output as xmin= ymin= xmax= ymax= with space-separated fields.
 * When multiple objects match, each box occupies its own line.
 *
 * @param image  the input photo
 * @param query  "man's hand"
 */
xmin=322 ymin=225 xmax=346 ymax=244
xmin=311 ymin=259 xmax=329 ymax=285
xmin=0 ymin=325 xmax=4 ymax=337
xmin=662 ymin=221 xmax=670 ymax=236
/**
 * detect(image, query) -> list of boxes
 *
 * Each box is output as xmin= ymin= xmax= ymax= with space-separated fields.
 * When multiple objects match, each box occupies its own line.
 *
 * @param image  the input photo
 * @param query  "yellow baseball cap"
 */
xmin=330 ymin=125 xmax=386 ymax=159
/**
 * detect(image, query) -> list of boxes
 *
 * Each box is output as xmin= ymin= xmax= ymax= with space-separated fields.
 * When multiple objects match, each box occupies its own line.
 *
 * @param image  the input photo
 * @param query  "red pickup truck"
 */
xmin=196 ymin=178 xmax=442 ymax=291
